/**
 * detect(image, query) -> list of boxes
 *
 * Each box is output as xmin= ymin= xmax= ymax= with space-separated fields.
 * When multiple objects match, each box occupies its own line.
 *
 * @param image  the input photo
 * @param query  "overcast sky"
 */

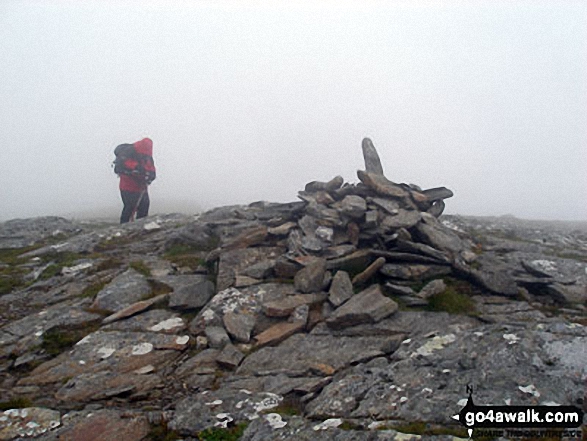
xmin=1 ymin=0 xmax=586 ymax=222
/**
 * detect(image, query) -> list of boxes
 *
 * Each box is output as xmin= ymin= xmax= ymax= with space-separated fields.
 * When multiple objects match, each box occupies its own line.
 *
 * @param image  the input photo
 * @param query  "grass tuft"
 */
xmin=0 ymin=397 xmax=33 ymax=411
xmin=197 ymin=422 xmax=248 ymax=441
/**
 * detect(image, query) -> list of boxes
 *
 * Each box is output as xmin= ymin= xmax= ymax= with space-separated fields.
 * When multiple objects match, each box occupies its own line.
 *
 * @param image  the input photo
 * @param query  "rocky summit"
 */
xmin=0 ymin=138 xmax=586 ymax=440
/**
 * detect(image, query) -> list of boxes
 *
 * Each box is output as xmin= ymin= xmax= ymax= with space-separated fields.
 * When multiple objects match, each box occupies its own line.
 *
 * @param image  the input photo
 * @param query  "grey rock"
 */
xmin=328 ymin=270 xmax=354 ymax=307
xmin=416 ymin=279 xmax=447 ymax=299
xmin=364 ymin=210 xmax=379 ymax=229
xmin=369 ymin=197 xmax=400 ymax=215
xmin=216 ymin=247 xmax=284 ymax=292
xmin=361 ymin=138 xmax=385 ymax=175
xmin=216 ymin=343 xmax=245 ymax=370
xmin=294 ymin=258 xmax=327 ymax=293
xmin=205 ymin=326 xmax=231 ymax=348
xmin=169 ymin=390 xmax=285 ymax=435
xmin=383 ymin=282 xmax=416 ymax=297
xmin=101 ymin=309 xmax=185 ymax=333
xmin=304 ymin=175 xmax=344 ymax=192
xmin=380 ymin=210 xmax=422 ymax=230
xmin=337 ymin=195 xmax=367 ymax=219
xmin=168 ymin=279 xmax=215 ymax=310
xmin=238 ymin=333 xmax=398 ymax=376
xmin=263 ymin=293 xmax=327 ymax=318
xmin=357 ymin=170 xmax=411 ymax=201
xmin=327 ymin=284 xmax=398 ymax=329
xmin=289 ymin=304 xmax=310 ymax=324
xmin=414 ymin=214 xmax=467 ymax=256
xmin=380 ymin=263 xmax=452 ymax=281
xmin=395 ymin=239 xmax=451 ymax=263
xmin=242 ymin=260 xmax=276 ymax=279
xmin=91 ymin=269 xmax=152 ymax=313
xmin=322 ymin=245 xmax=357 ymax=260
xmin=421 ymin=187 xmax=454 ymax=201
xmin=427 ymin=199 xmax=446 ymax=217
xmin=223 ymin=311 xmax=256 ymax=343
xmin=189 ymin=283 xmax=296 ymax=335
xmin=352 ymin=257 xmax=386 ymax=286
xmin=305 ymin=203 xmax=343 ymax=227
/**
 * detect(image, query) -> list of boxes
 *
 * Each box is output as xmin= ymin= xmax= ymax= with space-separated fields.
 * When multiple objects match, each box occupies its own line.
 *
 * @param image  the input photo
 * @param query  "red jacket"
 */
xmin=119 ymin=138 xmax=156 ymax=192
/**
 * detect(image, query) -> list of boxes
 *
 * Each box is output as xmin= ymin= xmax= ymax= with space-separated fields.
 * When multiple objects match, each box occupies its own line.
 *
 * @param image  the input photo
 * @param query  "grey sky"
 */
xmin=1 ymin=0 xmax=586 ymax=221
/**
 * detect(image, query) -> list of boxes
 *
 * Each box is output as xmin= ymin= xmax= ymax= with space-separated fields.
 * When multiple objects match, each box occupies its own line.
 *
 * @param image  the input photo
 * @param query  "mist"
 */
xmin=1 ymin=0 xmax=586 ymax=222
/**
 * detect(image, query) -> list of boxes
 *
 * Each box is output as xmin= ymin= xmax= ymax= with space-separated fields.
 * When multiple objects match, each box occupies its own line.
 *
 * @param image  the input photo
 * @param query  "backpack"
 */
xmin=113 ymin=144 xmax=136 ymax=175
xmin=113 ymin=143 xmax=156 ymax=184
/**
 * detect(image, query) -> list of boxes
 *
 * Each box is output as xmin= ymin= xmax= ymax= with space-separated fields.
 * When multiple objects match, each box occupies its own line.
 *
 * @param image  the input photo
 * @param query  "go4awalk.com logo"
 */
xmin=452 ymin=388 xmax=584 ymax=439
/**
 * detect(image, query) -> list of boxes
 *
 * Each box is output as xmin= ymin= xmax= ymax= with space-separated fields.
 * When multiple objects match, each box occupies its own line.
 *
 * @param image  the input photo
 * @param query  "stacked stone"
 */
xmin=191 ymin=138 xmax=474 ymax=355
xmin=289 ymin=138 xmax=458 ymax=261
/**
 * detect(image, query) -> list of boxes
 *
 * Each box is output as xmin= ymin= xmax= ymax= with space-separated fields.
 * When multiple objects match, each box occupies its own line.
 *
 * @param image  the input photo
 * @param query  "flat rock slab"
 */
xmin=169 ymin=390 xmax=284 ymax=435
xmin=326 ymin=284 xmax=398 ymax=329
xmin=18 ymin=330 xmax=189 ymax=388
xmin=46 ymin=409 xmax=150 ymax=441
xmin=0 ymin=407 xmax=60 ymax=440
xmin=380 ymin=263 xmax=451 ymax=281
xmin=380 ymin=210 xmax=422 ymax=230
xmin=101 ymin=309 xmax=186 ymax=333
xmin=102 ymin=293 xmax=168 ymax=324
xmin=253 ymin=321 xmax=305 ymax=347
xmin=307 ymin=321 xmax=587 ymax=424
xmin=91 ymin=269 xmax=151 ymax=313
xmin=414 ymin=217 xmax=466 ymax=256
xmin=168 ymin=279 xmax=215 ymax=310
xmin=0 ymin=303 xmax=103 ymax=357
xmin=237 ymin=333 xmax=398 ymax=377
xmin=357 ymin=170 xmax=410 ymax=200
xmin=262 ymin=293 xmax=327 ymax=317
xmin=240 ymin=414 xmax=440 ymax=441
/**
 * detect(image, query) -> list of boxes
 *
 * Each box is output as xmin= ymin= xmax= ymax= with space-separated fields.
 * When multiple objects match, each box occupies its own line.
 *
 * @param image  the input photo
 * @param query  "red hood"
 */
xmin=134 ymin=138 xmax=153 ymax=156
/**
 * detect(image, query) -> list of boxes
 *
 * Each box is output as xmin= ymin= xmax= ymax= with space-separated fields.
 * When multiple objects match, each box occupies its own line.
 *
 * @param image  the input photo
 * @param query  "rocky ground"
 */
xmin=0 ymin=139 xmax=585 ymax=440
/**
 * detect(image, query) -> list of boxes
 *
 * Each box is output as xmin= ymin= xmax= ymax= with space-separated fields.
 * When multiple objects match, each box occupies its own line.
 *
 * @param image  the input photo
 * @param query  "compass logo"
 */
xmin=452 ymin=386 xmax=584 ymax=439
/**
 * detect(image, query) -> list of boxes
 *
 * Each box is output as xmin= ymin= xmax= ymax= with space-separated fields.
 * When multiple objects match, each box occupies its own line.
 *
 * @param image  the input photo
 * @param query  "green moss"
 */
xmin=41 ymin=323 xmax=101 ymax=356
xmin=165 ymin=244 xmax=202 ymax=256
xmin=197 ymin=422 xmax=248 ymax=441
xmin=0 ymin=245 xmax=42 ymax=265
xmin=95 ymin=235 xmax=136 ymax=252
xmin=339 ymin=420 xmax=361 ymax=430
xmin=94 ymin=257 xmax=124 ymax=272
xmin=0 ymin=271 xmax=27 ymax=295
xmin=0 ymin=397 xmax=33 ymax=411
xmin=426 ymin=283 xmax=476 ymax=315
xmin=39 ymin=264 xmax=62 ymax=280
xmin=80 ymin=281 xmax=107 ymax=299
xmin=147 ymin=422 xmax=181 ymax=441
xmin=142 ymin=279 xmax=173 ymax=300
xmin=167 ymin=254 xmax=205 ymax=270
xmin=270 ymin=395 xmax=304 ymax=417
xmin=130 ymin=260 xmax=151 ymax=277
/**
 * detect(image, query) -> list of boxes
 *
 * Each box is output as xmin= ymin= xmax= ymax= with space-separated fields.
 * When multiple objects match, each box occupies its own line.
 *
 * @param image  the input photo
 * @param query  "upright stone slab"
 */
xmin=361 ymin=138 xmax=384 ymax=176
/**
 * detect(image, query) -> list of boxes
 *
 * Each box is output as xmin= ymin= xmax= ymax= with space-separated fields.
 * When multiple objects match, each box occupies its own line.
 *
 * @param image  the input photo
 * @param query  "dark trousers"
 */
xmin=120 ymin=190 xmax=150 ymax=224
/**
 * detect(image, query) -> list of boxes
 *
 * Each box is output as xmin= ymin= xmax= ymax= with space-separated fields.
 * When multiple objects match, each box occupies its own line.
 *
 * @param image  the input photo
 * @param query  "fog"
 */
xmin=1 ymin=0 xmax=586 ymax=222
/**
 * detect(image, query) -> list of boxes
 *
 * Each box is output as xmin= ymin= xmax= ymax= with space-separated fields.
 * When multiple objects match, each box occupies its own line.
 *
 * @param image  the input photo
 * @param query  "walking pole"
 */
xmin=130 ymin=190 xmax=146 ymax=222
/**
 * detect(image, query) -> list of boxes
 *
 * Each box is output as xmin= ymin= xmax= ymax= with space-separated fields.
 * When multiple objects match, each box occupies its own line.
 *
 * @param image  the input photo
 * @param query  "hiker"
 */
xmin=115 ymin=137 xmax=156 ymax=224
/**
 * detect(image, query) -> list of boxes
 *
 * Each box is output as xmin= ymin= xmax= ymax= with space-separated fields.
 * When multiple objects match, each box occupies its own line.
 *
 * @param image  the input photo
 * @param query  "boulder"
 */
xmin=326 ymin=284 xmax=398 ymax=329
